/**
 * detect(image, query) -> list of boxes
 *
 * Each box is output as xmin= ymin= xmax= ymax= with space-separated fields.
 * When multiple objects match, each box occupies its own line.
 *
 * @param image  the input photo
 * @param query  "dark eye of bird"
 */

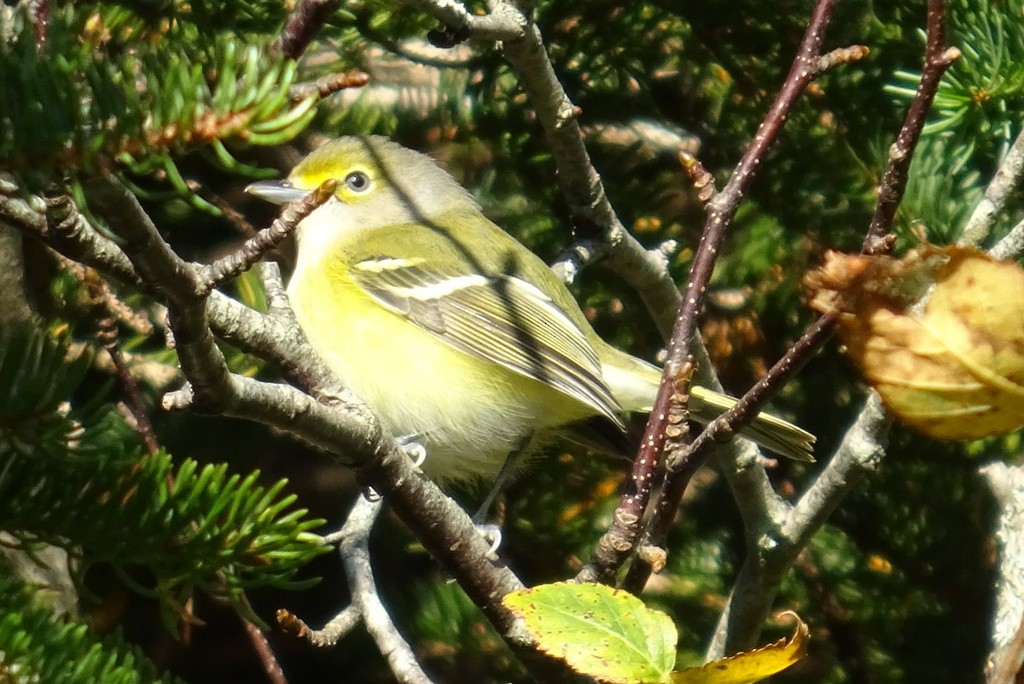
xmin=344 ymin=171 xmax=370 ymax=192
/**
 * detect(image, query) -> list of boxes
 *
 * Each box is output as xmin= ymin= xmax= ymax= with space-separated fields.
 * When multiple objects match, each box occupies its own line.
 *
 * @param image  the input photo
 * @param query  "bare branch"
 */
xmin=278 ymin=605 xmax=362 ymax=647
xmin=85 ymin=176 xmax=233 ymax=413
xmin=1 ymin=191 xmax=143 ymax=287
xmin=990 ymin=214 xmax=1024 ymax=261
xmin=290 ymin=71 xmax=371 ymax=102
xmin=280 ymin=497 xmax=435 ymax=683
xmin=198 ymin=179 xmax=337 ymax=295
xmin=815 ymin=44 xmax=870 ymax=73
xmin=962 ymin=128 xmax=1024 ymax=249
xmin=706 ymin=0 xmax=957 ymax=655
xmin=707 ymin=394 xmax=890 ymax=658
xmin=275 ymin=0 xmax=342 ymax=61
xmin=679 ymin=152 xmax=718 ymax=205
xmin=864 ymin=33 xmax=959 ymax=250
xmin=585 ymin=0 xmax=843 ymax=588
xmin=239 ymin=616 xmax=290 ymax=684
xmin=400 ymin=0 xmax=525 ymax=43
xmin=658 ymin=0 xmax=837 ymax=471
xmin=981 ymin=462 xmax=1024 ymax=683
xmin=339 ymin=497 xmax=434 ymax=684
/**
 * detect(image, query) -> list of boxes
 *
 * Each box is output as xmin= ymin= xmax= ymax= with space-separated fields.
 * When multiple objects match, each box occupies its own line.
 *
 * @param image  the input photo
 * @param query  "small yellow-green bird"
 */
xmin=247 ymin=136 xmax=814 ymax=484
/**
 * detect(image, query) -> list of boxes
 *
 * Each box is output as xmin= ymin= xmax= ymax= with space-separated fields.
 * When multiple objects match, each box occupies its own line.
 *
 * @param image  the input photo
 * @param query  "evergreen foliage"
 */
xmin=0 ymin=3 xmax=314 ymax=209
xmin=0 ymin=574 xmax=181 ymax=684
xmin=0 ymin=0 xmax=1020 ymax=680
xmin=0 ymin=322 xmax=328 ymax=671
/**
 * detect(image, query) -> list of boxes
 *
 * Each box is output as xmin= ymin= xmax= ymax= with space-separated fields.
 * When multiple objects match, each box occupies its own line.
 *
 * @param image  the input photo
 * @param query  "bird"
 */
xmin=246 ymin=135 xmax=814 ymax=486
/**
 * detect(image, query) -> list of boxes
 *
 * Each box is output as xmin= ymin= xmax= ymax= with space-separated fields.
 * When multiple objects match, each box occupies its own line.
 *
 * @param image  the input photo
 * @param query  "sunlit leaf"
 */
xmin=670 ymin=612 xmax=808 ymax=683
xmin=805 ymin=245 xmax=1024 ymax=439
xmin=503 ymin=581 xmax=676 ymax=684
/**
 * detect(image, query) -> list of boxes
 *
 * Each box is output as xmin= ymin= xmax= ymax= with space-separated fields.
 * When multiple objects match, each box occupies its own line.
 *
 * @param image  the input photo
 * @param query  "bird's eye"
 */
xmin=344 ymin=171 xmax=371 ymax=193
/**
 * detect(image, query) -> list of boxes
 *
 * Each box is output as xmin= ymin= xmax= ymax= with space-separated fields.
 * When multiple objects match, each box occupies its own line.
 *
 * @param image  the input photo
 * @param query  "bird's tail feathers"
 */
xmin=601 ymin=351 xmax=816 ymax=462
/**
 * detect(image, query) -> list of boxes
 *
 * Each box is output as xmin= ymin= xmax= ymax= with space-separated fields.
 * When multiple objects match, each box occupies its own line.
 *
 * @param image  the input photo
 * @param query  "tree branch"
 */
xmin=400 ymin=0 xmax=525 ymax=43
xmin=979 ymin=462 xmax=1024 ymax=683
xmin=959 ymin=118 xmax=1024 ymax=249
xmin=275 ymin=0 xmax=342 ymax=61
xmin=85 ymin=176 xmax=234 ymax=413
xmin=585 ymin=0 xmax=846 ymax=586
xmin=197 ymin=179 xmax=337 ymax=296
xmin=706 ymin=0 xmax=958 ymax=655
xmin=990 ymin=214 xmax=1024 ymax=261
xmin=338 ymin=497 xmax=434 ymax=684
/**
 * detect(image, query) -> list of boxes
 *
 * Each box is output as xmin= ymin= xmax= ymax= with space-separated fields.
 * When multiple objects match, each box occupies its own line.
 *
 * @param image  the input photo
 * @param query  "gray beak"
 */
xmin=245 ymin=179 xmax=311 ymax=205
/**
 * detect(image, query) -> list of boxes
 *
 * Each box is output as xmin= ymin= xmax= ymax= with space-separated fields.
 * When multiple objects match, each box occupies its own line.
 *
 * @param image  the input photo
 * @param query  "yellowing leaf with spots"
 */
xmin=503 ymin=581 xmax=676 ymax=684
xmin=805 ymin=245 xmax=1024 ymax=439
xmin=671 ymin=613 xmax=808 ymax=683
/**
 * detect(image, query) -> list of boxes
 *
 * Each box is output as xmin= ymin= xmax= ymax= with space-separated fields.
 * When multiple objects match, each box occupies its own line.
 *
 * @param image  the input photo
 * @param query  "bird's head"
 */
xmin=246 ymin=136 xmax=478 ymax=231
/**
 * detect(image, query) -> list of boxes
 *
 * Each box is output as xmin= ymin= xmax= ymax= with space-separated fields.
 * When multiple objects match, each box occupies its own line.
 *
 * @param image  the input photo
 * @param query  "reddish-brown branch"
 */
xmin=580 ymin=0 xmax=843 ymax=585
xmin=241 ymin=614 xmax=290 ymax=684
xmin=274 ymin=0 xmax=341 ymax=61
xmin=864 ymin=4 xmax=959 ymax=252
xmin=290 ymin=71 xmax=370 ymax=102
xmin=697 ymin=1 xmax=956 ymax=655
xmin=679 ymin=152 xmax=718 ymax=205
xmin=28 ymin=0 xmax=50 ymax=46
xmin=628 ymin=0 xmax=957 ymax=598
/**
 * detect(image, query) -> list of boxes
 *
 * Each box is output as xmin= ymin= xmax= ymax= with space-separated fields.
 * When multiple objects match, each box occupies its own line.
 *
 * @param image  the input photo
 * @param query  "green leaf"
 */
xmin=503 ymin=581 xmax=676 ymax=684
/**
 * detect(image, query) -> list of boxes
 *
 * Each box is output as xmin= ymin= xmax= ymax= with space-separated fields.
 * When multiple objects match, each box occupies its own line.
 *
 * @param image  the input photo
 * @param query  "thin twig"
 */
xmin=815 ymin=45 xmax=870 ymax=73
xmin=275 ymin=0 xmax=342 ymax=61
xmin=339 ymin=497 xmax=434 ymax=684
xmin=198 ymin=180 xmax=337 ymax=295
xmin=289 ymin=71 xmax=370 ymax=102
xmin=93 ymin=297 xmax=161 ymax=455
xmin=960 ymin=121 xmax=1024 ymax=248
xmin=278 ymin=605 xmax=362 ymax=647
xmin=240 ymin=615 xmax=290 ymax=684
xmin=582 ymin=0 xmax=843 ymax=586
xmin=279 ymin=500 xmax=438 ymax=684
xmin=679 ymin=152 xmax=718 ymax=205
xmin=863 ymin=26 xmax=960 ymax=252
xmin=51 ymin=253 xmax=160 ymax=453
xmin=706 ymin=0 xmax=957 ymax=655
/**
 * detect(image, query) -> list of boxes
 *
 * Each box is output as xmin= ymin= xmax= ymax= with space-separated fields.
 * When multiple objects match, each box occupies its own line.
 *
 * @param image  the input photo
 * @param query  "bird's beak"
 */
xmin=245 ymin=179 xmax=311 ymax=205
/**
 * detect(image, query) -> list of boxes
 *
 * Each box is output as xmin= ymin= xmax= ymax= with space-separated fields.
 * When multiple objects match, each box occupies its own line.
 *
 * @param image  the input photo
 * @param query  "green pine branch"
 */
xmin=0 ymin=4 xmax=316 ymax=195
xmin=0 ymin=573 xmax=182 ymax=684
xmin=0 ymin=325 xmax=329 ymax=626
xmin=887 ymin=0 xmax=1024 ymax=150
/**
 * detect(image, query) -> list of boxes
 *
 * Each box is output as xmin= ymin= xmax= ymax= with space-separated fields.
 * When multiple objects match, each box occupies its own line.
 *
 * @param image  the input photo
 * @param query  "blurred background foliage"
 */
xmin=1 ymin=0 xmax=1022 ymax=680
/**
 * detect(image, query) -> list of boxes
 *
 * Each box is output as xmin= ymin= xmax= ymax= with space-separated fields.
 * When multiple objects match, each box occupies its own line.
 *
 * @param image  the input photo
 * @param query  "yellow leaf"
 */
xmin=670 ymin=612 xmax=808 ymax=683
xmin=805 ymin=245 xmax=1024 ymax=439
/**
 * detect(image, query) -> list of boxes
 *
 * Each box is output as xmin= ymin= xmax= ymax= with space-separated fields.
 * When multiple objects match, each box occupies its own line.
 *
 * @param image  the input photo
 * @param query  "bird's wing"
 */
xmin=350 ymin=256 xmax=624 ymax=427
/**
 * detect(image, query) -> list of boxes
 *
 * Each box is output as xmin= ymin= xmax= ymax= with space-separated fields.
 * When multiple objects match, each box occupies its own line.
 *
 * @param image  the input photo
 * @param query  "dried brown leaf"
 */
xmin=805 ymin=245 xmax=1024 ymax=439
